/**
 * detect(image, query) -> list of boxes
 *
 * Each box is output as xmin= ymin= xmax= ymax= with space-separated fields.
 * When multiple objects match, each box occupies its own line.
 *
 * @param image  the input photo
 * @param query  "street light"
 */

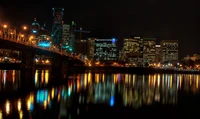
xmin=23 ymin=26 xmax=27 ymax=30
xmin=3 ymin=25 xmax=7 ymax=28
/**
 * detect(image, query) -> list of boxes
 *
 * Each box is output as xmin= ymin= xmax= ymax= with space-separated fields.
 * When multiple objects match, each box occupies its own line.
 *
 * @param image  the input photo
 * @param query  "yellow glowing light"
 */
xmin=3 ymin=25 xmax=7 ymax=28
xmin=23 ymin=26 xmax=27 ymax=30
xmin=17 ymin=99 xmax=21 ymax=111
xmin=19 ymin=110 xmax=23 ymax=119
xmin=43 ymin=100 xmax=47 ymax=109
xmin=5 ymin=100 xmax=10 ymax=115
xmin=27 ymin=93 xmax=34 ymax=111
xmin=45 ymin=59 xmax=49 ymax=64
xmin=51 ymin=88 xmax=55 ymax=99
xmin=45 ymin=70 xmax=49 ymax=84
xmin=27 ymin=99 xmax=31 ymax=110
xmin=0 ymin=110 xmax=3 ymax=119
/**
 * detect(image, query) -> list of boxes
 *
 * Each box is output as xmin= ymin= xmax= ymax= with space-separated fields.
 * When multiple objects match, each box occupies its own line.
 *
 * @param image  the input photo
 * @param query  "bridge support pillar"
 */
xmin=20 ymin=52 xmax=35 ymax=90
xmin=51 ymin=56 xmax=68 ymax=82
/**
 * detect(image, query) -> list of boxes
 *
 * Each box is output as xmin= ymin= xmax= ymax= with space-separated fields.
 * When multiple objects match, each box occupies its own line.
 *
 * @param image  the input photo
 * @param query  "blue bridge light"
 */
xmin=62 ymin=45 xmax=73 ymax=52
xmin=32 ymin=30 xmax=37 ymax=33
xmin=38 ymin=42 xmax=51 ymax=47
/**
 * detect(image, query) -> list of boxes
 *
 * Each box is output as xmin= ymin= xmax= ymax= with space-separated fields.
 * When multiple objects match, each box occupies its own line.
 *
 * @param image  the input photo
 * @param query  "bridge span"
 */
xmin=0 ymin=29 xmax=85 ymax=85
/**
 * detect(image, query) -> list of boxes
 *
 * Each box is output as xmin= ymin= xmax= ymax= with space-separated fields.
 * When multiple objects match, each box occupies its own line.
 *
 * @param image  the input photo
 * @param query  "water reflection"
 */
xmin=0 ymin=70 xmax=20 ymax=92
xmin=69 ymin=73 xmax=200 ymax=108
xmin=0 ymin=73 xmax=200 ymax=118
xmin=0 ymin=69 xmax=50 ymax=93
xmin=34 ymin=70 xmax=50 ymax=87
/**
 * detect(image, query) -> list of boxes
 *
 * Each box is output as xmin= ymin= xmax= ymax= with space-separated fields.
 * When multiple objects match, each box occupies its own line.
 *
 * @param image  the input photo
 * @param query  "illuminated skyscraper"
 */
xmin=142 ymin=38 xmax=156 ymax=63
xmin=51 ymin=8 xmax=64 ymax=47
xmin=120 ymin=37 xmax=143 ymax=66
xmin=160 ymin=40 xmax=178 ymax=62
xmin=87 ymin=38 xmax=96 ymax=60
xmin=62 ymin=24 xmax=70 ymax=46
xmin=155 ymin=45 xmax=162 ymax=63
xmin=31 ymin=18 xmax=40 ymax=35
xmin=94 ymin=38 xmax=117 ymax=62
xmin=68 ymin=21 xmax=76 ymax=53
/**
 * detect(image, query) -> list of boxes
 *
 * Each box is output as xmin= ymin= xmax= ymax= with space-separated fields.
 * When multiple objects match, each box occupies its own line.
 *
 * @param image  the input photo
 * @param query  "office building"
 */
xmin=87 ymin=38 xmax=96 ymax=60
xmin=62 ymin=24 xmax=70 ymax=46
xmin=160 ymin=40 xmax=178 ymax=62
xmin=155 ymin=45 xmax=162 ymax=63
xmin=142 ymin=38 xmax=156 ymax=63
xmin=120 ymin=37 xmax=143 ymax=65
xmin=31 ymin=18 xmax=40 ymax=35
xmin=94 ymin=38 xmax=117 ymax=62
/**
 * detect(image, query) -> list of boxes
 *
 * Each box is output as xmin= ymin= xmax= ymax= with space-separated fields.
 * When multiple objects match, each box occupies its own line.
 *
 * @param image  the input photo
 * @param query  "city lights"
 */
xmin=0 ymin=5 xmax=200 ymax=119
xmin=38 ymin=42 xmax=51 ymax=47
xmin=23 ymin=26 xmax=27 ymax=30
xmin=5 ymin=100 xmax=10 ymax=115
xmin=3 ymin=25 xmax=7 ymax=28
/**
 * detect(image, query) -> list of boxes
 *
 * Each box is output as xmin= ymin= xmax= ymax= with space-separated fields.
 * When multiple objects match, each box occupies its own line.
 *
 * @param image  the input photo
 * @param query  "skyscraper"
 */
xmin=160 ymin=40 xmax=178 ymax=62
xmin=31 ymin=18 xmax=40 ymax=35
xmin=94 ymin=38 xmax=117 ymax=62
xmin=51 ymin=8 xmax=64 ymax=47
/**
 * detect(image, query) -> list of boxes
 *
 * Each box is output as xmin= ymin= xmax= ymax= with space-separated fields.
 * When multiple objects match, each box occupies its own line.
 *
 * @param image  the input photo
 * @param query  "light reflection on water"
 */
xmin=34 ymin=70 xmax=50 ymax=87
xmin=0 ymin=70 xmax=20 ymax=92
xmin=0 ymin=73 xmax=200 ymax=118
xmin=0 ymin=69 xmax=50 ymax=92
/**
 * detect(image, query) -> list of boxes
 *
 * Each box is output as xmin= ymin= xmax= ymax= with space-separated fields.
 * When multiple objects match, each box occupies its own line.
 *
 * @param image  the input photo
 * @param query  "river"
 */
xmin=0 ymin=70 xmax=200 ymax=118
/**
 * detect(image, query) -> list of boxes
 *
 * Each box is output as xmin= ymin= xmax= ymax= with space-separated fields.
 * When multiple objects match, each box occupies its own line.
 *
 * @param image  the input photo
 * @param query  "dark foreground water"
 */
xmin=0 ymin=70 xmax=200 ymax=118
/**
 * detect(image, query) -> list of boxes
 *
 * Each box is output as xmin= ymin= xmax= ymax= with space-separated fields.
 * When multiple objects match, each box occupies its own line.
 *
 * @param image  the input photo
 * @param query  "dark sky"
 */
xmin=0 ymin=0 xmax=198 ymax=58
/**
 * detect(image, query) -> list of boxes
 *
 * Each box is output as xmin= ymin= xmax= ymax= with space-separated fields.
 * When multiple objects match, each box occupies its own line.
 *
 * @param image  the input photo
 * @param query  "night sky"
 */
xmin=0 ymin=0 xmax=198 ymax=58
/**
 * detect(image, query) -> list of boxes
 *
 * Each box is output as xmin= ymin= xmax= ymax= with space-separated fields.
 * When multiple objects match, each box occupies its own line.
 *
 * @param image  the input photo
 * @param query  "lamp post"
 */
xmin=3 ymin=24 xmax=8 ymax=39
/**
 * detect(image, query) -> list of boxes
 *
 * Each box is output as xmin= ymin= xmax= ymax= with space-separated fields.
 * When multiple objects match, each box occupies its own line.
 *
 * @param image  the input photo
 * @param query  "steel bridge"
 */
xmin=0 ymin=29 xmax=85 ymax=64
xmin=0 ymin=27 xmax=86 ymax=83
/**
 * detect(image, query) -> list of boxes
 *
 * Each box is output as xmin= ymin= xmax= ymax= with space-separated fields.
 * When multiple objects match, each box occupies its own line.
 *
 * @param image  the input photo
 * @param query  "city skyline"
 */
xmin=0 ymin=1 xmax=197 ymax=58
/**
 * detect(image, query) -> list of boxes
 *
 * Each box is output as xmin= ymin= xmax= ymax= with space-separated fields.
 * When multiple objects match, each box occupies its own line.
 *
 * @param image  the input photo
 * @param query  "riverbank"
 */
xmin=70 ymin=66 xmax=200 ymax=74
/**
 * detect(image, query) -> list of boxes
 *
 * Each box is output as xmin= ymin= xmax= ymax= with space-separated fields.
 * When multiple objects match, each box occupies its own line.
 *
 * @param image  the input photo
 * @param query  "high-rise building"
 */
xmin=121 ymin=37 xmax=143 ymax=65
xmin=62 ymin=24 xmax=70 ymax=49
xmin=76 ymin=39 xmax=87 ymax=55
xmin=142 ymin=38 xmax=156 ymax=63
xmin=68 ymin=21 xmax=76 ymax=53
xmin=155 ymin=45 xmax=162 ymax=63
xmin=31 ymin=18 xmax=40 ymax=35
xmin=51 ymin=8 xmax=64 ymax=47
xmin=87 ymin=38 xmax=96 ymax=60
xmin=160 ymin=40 xmax=178 ymax=62
xmin=94 ymin=38 xmax=117 ymax=62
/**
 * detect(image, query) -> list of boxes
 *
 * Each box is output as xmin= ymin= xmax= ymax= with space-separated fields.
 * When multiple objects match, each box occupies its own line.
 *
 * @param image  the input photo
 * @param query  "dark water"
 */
xmin=0 ymin=71 xmax=200 ymax=118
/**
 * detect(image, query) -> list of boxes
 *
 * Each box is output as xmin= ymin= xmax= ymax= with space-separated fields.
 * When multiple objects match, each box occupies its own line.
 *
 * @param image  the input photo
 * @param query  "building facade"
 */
xmin=155 ymin=45 xmax=162 ymax=63
xmin=87 ymin=38 xmax=96 ymax=60
xmin=160 ymin=40 xmax=178 ymax=62
xmin=62 ymin=24 xmax=70 ymax=47
xmin=31 ymin=18 xmax=40 ymax=35
xmin=120 ymin=37 xmax=143 ymax=66
xmin=76 ymin=39 xmax=87 ymax=56
xmin=94 ymin=38 xmax=117 ymax=62
xmin=142 ymin=38 xmax=156 ymax=63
